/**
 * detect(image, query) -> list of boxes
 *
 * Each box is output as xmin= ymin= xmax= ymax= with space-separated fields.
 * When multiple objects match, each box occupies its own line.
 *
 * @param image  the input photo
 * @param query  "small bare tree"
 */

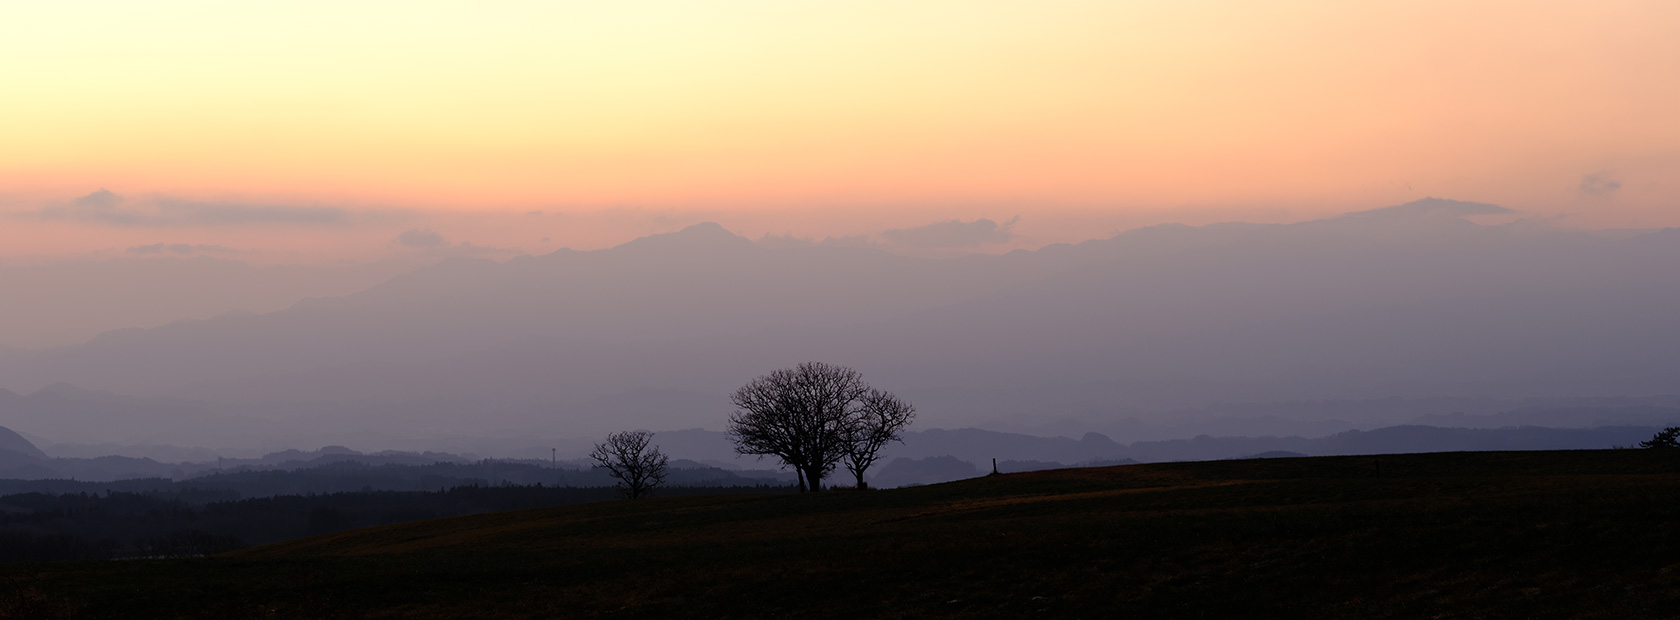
xmin=590 ymin=431 xmax=670 ymax=499
xmin=1640 ymin=426 xmax=1680 ymax=449
xmin=840 ymin=389 xmax=916 ymax=489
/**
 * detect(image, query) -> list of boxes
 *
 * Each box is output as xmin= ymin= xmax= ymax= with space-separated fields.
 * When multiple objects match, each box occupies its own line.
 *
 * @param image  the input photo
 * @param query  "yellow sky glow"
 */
xmin=2 ymin=0 xmax=1677 ymax=252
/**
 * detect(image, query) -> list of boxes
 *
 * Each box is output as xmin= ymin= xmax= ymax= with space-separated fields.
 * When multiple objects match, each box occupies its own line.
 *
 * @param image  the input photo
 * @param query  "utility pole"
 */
xmin=552 ymin=448 xmax=556 ymax=469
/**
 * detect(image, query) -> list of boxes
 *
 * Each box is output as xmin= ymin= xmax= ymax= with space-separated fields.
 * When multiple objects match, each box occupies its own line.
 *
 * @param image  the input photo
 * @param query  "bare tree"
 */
xmin=840 ymin=389 xmax=916 ymax=489
xmin=728 ymin=362 xmax=869 ymax=492
xmin=589 ymin=431 xmax=670 ymax=499
xmin=728 ymin=362 xmax=915 ymax=492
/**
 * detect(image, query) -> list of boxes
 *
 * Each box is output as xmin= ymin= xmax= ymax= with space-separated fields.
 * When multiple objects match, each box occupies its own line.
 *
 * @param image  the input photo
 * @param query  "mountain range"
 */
xmin=1 ymin=198 xmax=1677 ymax=451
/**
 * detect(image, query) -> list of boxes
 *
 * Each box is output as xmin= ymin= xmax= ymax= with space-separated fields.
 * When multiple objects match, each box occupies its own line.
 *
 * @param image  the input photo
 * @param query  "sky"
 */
xmin=3 ymin=1 xmax=1677 ymax=261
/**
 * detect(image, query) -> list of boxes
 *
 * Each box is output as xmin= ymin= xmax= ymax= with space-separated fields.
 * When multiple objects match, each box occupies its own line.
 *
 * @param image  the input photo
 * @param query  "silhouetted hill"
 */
xmin=871 ymin=455 xmax=982 ymax=488
xmin=10 ymin=450 xmax=1680 ymax=618
xmin=1241 ymin=450 xmax=1308 ymax=459
xmin=1123 ymin=424 xmax=1664 ymax=462
xmin=0 ymin=424 xmax=44 ymax=459
xmin=0 ymin=481 xmax=796 ymax=566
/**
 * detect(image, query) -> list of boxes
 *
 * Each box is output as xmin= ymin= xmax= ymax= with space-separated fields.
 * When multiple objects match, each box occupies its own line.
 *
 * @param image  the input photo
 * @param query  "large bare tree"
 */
xmin=727 ymin=362 xmax=911 ymax=491
xmin=589 ymin=430 xmax=669 ymax=499
xmin=839 ymin=389 xmax=916 ymax=489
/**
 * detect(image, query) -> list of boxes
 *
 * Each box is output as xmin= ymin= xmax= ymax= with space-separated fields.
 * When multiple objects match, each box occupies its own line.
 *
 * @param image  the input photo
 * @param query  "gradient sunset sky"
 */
xmin=3 ymin=1 xmax=1676 ymax=260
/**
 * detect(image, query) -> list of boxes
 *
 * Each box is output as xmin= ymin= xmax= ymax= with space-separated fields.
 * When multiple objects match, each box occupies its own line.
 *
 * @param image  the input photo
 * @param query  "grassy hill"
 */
xmin=5 ymin=450 xmax=1680 ymax=618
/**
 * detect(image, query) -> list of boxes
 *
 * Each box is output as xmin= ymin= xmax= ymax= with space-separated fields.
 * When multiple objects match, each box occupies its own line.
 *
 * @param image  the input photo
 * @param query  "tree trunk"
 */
xmin=852 ymin=468 xmax=867 ymax=489
xmin=803 ymin=466 xmax=824 ymax=492
xmin=795 ymin=467 xmax=807 ymax=493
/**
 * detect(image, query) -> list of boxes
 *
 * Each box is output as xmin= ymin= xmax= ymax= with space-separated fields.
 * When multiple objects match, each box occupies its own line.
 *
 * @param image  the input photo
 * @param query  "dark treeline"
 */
xmin=0 ymin=482 xmax=794 ymax=565
xmin=0 ymin=458 xmax=792 ymax=499
xmin=0 ymin=459 xmax=795 ymax=565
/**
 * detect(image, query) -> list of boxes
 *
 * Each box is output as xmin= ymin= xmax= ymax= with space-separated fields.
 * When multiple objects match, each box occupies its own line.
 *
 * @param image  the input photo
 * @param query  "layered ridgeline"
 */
xmin=0 ymin=424 xmax=44 ymax=460
xmin=0 ymin=414 xmax=1671 ymax=487
xmin=1 ymin=199 xmax=1677 ymax=445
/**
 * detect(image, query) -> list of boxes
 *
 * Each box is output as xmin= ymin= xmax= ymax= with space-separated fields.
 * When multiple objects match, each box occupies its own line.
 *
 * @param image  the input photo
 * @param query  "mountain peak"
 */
xmin=610 ymin=222 xmax=759 ymax=254
xmin=677 ymin=222 xmax=731 ymax=235
xmin=1339 ymin=197 xmax=1514 ymax=220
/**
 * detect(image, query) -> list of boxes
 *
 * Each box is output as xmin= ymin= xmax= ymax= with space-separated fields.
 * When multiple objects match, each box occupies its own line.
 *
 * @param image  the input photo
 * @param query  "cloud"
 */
xmin=451 ymin=241 xmax=522 ymax=258
xmin=33 ymin=190 xmax=355 ymax=227
xmin=38 ymin=190 xmax=153 ymax=225
xmin=155 ymin=198 xmax=349 ymax=225
xmin=1579 ymin=171 xmax=1622 ymax=198
xmin=390 ymin=230 xmax=517 ymax=256
xmin=126 ymin=243 xmax=240 ymax=256
xmin=395 ymin=229 xmax=447 ymax=248
xmin=880 ymin=217 xmax=1019 ymax=247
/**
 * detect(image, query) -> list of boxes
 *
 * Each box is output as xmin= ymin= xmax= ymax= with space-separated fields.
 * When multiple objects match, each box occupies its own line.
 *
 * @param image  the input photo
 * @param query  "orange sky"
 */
xmin=2 ymin=1 xmax=1677 ymax=259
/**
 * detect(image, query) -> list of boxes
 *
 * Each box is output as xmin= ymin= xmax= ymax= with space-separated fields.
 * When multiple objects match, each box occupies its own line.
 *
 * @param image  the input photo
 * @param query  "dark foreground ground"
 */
xmin=3 ymin=450 xmax=1679 ymax=619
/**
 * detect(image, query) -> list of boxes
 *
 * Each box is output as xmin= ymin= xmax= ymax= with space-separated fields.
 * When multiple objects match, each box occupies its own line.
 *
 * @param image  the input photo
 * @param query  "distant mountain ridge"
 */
xmin=0 ymin=423 xmax=44 ymax=459
xmin=0 ymin=416 xmax=1664 ymax=487
xmin=1336 ymin=197 xmax=1514 ymax=219
xmin=2 ymin=199 xmax=1677 ymax=441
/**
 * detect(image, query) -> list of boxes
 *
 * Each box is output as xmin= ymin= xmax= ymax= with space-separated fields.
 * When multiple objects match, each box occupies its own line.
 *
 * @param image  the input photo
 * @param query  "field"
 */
xmin=4 ymin=450 xmax=1680 ymax=618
